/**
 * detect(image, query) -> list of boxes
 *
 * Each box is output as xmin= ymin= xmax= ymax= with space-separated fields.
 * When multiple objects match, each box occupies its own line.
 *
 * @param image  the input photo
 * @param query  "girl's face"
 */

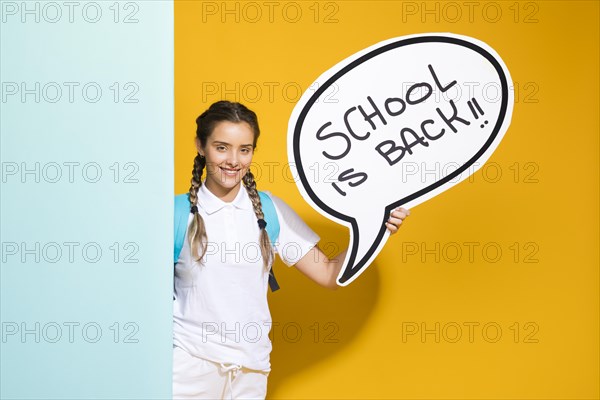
xmin=196 ymin=121 xmax=255 ymax=198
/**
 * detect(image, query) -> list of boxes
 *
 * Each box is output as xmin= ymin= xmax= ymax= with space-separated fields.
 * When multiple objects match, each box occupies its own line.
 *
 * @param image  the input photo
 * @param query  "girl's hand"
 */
xmin=386 ymin=207 xmax=410 ymax=234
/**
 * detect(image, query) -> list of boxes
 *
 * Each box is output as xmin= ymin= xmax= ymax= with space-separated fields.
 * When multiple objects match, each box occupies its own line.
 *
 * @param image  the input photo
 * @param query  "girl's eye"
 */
xmin=216 ymin=146 xmax=226 ymax=151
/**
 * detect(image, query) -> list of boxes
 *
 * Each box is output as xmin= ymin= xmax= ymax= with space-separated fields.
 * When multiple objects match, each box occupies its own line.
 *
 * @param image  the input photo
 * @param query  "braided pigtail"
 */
xmin=243 ymin=169 xmax=275 ymax=273
xmin=187 ymin=153 xmax=208 ymax=263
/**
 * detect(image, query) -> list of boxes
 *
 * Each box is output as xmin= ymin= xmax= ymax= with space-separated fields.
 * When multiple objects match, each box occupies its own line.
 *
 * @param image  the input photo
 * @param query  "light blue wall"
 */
xmin=1 ymin=2 xmax=173 ymax=398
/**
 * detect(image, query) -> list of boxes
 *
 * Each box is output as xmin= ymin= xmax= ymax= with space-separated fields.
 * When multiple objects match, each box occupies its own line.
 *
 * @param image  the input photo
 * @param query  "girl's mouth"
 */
xmin=220 ymin=166 xmax=240 ymax=176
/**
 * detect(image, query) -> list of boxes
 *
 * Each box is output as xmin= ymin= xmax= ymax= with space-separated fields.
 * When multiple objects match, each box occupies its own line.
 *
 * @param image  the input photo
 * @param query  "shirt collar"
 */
xmin=197 ymin=181 xmax=253 ymax=214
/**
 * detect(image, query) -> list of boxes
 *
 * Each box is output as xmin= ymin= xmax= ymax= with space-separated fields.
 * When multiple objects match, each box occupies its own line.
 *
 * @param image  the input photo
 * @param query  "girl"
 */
xmin=172 ymin=100 xmax=410 ymax=400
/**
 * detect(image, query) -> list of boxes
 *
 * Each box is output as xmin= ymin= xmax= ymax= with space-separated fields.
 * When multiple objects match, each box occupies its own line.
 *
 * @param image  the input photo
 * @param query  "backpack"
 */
xmin=174 ymin=191 xmax=281 ymax=292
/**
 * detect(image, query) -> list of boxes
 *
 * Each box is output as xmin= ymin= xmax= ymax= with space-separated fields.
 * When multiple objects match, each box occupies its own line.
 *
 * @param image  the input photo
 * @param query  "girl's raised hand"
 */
xmin=386 ymin=207 xmax=410 ymax=234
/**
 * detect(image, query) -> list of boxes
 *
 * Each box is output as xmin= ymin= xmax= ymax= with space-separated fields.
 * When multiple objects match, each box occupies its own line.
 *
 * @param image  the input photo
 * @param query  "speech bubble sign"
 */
xmin=287 ymin=33 xmax=514 ymax=286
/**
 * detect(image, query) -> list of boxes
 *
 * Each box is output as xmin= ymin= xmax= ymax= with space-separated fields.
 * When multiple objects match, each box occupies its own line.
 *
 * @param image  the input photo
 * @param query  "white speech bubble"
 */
xmin=287 ymin=33 xmax=514 ymax=286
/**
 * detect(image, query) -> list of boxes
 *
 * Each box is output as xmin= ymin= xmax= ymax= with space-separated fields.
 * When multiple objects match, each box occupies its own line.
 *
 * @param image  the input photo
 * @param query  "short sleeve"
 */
xmin=264 ymin=191 xmax=321 ymax=267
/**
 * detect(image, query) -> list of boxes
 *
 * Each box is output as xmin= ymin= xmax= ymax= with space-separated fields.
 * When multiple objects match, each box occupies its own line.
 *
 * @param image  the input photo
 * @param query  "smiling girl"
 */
xmin=172 ymin=100 xmax=409 ymax=399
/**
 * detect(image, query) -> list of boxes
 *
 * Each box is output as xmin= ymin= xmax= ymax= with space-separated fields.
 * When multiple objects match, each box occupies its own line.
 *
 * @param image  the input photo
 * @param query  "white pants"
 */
xmin=172 ymin=345 xmax=269 ymax=400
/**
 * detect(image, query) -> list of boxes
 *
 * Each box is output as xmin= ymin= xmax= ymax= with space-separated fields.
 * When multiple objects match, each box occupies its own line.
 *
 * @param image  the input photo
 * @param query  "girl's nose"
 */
xmin=226 ymin=151 xmax=239 ymax=166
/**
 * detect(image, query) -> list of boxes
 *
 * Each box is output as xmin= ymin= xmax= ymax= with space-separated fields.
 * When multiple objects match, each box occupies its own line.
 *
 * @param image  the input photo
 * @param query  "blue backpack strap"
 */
xmin=174 ymin=193 xmax=190 ymax=264
xmin=258 ymin=191 xmax=281 ymax=292
xmin=174 ymin=191 xmax=281 ymax=291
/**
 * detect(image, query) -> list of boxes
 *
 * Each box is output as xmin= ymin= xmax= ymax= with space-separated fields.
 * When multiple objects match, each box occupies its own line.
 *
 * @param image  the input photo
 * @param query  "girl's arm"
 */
xmin=293 ymin=207 xmax=410 ymax=290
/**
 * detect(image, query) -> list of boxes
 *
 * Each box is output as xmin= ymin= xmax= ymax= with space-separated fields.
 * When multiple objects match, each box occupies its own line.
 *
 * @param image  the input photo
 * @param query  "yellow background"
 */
xmin=175 ymin=1 xmax=599 ymax=398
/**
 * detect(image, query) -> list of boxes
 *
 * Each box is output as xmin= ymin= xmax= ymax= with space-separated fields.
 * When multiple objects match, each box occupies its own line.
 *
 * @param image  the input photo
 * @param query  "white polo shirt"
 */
xmin=173 ymin=181 xmax=320 ymax=372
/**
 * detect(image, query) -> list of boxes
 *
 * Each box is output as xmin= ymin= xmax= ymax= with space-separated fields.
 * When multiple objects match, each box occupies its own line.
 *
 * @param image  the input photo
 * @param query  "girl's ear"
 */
xmin=195 ymin=137 xmax=204 ymax=156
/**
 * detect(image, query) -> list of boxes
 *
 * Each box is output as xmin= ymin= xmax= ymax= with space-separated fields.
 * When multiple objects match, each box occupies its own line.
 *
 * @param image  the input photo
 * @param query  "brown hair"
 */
xmin=188 ymin=100 xmax=274 ymax=272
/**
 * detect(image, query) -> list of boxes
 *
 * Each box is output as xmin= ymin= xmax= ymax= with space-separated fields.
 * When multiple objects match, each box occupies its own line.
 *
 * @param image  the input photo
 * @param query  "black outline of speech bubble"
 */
xmin=292 ymin=35 xmax=510 ymax=285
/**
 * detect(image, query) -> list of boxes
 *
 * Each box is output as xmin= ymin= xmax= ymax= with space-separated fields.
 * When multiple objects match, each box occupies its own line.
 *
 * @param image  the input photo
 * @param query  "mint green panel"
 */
xmin=1 ymin=2 xmax=174 ymax=398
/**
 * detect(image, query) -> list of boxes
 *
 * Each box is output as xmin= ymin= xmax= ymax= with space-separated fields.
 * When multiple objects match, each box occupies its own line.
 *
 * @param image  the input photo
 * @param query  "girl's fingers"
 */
xmin=399 ymin=207 xmax=410 ymax=215
xmin=387 ymin=216 xmax=403 ymax=226
xmin=387 ymin=207 xmax=410 ymax=234
xmin=386 ymin=221 xmax=398 ymax=233
xmin=391 ymin=209 xmax=409 ymax=220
